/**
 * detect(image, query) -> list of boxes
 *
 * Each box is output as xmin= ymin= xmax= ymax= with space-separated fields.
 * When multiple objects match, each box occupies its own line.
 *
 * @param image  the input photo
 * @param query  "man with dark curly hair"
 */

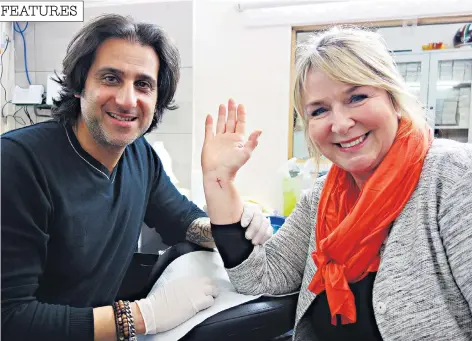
xmin=1 ymin=14 xmax=273 ymax=341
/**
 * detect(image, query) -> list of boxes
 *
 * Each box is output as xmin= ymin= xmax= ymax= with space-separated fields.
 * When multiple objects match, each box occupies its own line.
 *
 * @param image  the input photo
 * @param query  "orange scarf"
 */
xmin=307 ymin=117 xmax=431 ymax=325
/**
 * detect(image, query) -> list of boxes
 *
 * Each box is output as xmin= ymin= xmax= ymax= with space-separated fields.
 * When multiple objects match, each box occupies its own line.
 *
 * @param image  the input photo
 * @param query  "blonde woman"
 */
xmin=200 ymin=26 xmax=472 ymax=341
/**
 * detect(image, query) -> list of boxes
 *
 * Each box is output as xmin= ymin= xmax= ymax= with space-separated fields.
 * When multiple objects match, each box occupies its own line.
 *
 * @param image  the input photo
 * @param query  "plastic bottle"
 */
xmin=282 ymin=158 xmax=301 ymax=216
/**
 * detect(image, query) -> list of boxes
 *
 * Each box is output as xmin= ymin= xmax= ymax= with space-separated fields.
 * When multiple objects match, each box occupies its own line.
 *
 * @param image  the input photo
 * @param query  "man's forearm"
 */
xmin=186 ymin=217 xmax=216 ymax=248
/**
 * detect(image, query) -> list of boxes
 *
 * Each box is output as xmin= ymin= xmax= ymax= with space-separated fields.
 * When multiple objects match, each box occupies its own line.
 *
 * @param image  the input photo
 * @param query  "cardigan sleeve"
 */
xmin=438 ymin=168 xmax=472 ymax=312
xmin=223 ymin=178 xmax=325 ymax=296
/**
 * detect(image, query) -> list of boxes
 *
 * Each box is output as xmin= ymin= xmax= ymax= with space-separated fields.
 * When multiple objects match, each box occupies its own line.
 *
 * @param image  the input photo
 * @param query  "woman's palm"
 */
xmin=202 ymin=99 xmax=261 ymax=180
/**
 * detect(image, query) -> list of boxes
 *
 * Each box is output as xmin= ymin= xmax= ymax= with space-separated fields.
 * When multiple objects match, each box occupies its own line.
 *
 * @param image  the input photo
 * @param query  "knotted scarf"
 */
xmin=307 ymin=117 xmax=432 ymax=325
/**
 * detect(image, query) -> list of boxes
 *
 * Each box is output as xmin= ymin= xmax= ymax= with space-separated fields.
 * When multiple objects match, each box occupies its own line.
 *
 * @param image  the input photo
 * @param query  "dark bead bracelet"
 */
xmin=113 ymin=300 xmax=137 ymax=341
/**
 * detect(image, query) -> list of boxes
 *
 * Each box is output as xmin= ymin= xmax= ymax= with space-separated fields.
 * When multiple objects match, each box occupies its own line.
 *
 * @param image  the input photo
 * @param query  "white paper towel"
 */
xmin=137 ymin=251 xmax=262 ymax=341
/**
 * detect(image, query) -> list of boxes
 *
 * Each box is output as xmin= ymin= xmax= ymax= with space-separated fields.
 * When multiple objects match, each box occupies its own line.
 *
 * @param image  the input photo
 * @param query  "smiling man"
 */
xmin=1 ymin=14 xmax=272 ymax=341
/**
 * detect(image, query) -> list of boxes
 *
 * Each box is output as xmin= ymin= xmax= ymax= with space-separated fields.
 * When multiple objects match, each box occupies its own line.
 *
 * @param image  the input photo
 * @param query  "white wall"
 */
xmin=193 ymin=1 xmax=292 ymax=212
xmin=192 ymin=0 xmax=472 ymax=213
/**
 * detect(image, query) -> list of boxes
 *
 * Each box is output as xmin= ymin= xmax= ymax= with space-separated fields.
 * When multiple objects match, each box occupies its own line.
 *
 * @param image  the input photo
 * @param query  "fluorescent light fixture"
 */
xmin=236 ymin=0 xmax=350 ymax=12
xmin=238 ymin=0 xmax=472 ymax=28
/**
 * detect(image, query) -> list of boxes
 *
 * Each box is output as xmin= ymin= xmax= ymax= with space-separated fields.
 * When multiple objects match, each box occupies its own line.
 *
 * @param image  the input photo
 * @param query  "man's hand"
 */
xmin=241 ymin=203 xmax=273 ymax=245
xmin=135 ymin=276 xmax=218 ymax=334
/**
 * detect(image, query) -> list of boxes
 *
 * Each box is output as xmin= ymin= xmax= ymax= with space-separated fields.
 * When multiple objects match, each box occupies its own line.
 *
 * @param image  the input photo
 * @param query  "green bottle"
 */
xmin=283 ymin=168 xmax=300 ymax=216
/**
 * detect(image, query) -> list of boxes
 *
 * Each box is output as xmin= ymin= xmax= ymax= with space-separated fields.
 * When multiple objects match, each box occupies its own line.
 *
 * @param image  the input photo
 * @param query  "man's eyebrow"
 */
xmin=95 ymin=67 xmax=122 ymax=77
xmin=95 ymin=67 xmax=157 ymax=86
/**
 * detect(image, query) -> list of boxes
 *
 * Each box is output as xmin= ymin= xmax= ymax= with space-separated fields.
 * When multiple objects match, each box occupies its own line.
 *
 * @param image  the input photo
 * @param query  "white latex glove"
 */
xmin=135 ymin=276 xmax=219 ymax=334
xmin=240 ymin=203 xmax=273 ymax=245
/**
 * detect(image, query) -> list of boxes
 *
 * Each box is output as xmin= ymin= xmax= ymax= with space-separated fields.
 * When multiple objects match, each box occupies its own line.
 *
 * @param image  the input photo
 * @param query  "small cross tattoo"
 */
xmin=216 ymin=178 xmax=223 ymax=189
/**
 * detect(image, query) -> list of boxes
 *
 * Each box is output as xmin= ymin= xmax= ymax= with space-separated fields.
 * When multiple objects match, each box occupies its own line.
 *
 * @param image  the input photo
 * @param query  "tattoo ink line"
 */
xmin=216 ymin=178 xmax=223 ymax=189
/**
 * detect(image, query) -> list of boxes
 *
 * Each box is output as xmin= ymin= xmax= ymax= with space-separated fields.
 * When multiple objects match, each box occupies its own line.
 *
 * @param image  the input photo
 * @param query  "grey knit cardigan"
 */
xmin=226 ymin=138 xmax=472 ymax=341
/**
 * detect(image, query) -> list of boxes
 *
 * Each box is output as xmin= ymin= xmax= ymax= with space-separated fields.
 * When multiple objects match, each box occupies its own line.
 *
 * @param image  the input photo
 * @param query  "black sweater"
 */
xmin=1 ymin=121 xmax=206 ymax=341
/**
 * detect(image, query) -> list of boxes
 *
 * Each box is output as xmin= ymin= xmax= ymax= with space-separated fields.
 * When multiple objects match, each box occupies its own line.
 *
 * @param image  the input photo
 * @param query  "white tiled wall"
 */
xmin=1 ymin=22 xmax=16 ymax=134
xmin=12 ymin=1 xmax=194 ymax=191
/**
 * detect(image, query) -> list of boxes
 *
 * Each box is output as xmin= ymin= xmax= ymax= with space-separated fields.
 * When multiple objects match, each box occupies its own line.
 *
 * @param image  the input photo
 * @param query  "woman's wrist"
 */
xmin=202 ymin=170 xmax=234 ymax=185
xmin=203 ymin=172 xmax=243 ymax=224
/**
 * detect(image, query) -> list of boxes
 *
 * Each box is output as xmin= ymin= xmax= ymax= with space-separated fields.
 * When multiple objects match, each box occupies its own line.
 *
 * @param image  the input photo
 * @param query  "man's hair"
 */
xmin=51 ymin=14 xmax=180 ymax=134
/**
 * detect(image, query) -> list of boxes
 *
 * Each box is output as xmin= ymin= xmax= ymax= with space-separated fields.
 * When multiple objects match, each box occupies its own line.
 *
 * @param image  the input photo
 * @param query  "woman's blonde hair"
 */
xmin=293 ymin=25 xmax=430 ymax=164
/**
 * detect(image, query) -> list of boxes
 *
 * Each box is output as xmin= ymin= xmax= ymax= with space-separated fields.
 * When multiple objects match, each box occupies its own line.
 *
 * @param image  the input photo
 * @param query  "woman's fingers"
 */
xmin=235 ymin=104 xmax=246 ymax=135
xmin=216 ymin=104 xmax=226 ymax=134
xmin=244 ymin=130 xmax=262 ymax=153
xmin=215 ymin=99 xmax=250 ymax=137
xmin=204 ymin=115 xmax=214 ymax=141
xmin=226 ymin=98 xmax=237 ymax=133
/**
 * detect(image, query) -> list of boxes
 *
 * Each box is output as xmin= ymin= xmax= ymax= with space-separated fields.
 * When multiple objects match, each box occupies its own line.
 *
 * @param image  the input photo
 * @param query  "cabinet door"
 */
xmin=429 ymin=51 xmax=472 ymax=143
xmin=394 ymin=53 xmax=431 ymax=125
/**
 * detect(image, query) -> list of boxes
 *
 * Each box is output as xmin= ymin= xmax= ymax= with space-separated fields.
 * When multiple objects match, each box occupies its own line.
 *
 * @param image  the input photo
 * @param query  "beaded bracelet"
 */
xmin=113 ymin=300 xmax=137 ymax=341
